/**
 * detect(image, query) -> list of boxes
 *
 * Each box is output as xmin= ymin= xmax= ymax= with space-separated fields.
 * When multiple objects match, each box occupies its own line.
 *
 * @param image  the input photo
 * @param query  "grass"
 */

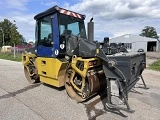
xmin=149 ymin=59 xmax=160 ymax=71
xmin=0 ymin=53 xmax=22 ymax=62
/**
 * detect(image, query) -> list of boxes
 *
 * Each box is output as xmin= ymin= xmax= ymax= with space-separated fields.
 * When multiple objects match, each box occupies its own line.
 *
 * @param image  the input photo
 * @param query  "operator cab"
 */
xmin=34 ymin=6 xmax=86 ymax=57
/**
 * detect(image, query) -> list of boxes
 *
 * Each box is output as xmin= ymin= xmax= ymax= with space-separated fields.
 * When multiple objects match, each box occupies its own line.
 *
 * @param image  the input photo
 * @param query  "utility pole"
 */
xmin=2 ymin=31 xmax=4 ymax=46
xmin=0 ymin=27 xmax=4 ymax=46
xmin=14 ymin=43 xmax=15 ymax=58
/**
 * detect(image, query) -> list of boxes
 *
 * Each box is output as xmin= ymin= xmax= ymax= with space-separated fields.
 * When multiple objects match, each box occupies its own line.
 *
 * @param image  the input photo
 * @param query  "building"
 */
xmin=110 ymin=34 xmax=160 ymax=52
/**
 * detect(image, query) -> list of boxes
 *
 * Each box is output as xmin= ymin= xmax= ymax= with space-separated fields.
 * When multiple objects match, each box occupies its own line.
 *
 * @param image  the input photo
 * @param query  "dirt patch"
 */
xmin=146 ymin=52 xmax=160 ymax=66
xmin=146 ymin=52 xmax=160 ymax=59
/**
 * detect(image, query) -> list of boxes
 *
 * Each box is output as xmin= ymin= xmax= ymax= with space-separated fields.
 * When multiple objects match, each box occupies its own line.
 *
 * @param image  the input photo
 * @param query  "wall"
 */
xmin=132 ymin=41 xmax=147 ymax=51
xmin=157 ymin=41 xmax=160 ymax=51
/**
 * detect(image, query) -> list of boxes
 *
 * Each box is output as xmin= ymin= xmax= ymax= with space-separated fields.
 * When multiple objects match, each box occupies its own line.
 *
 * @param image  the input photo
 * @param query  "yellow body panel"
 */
xmin=36 ymin=57 xmax=68 ymax=87
xmin=69 ymin=56 xmax=101 ymax=92
xmin=22 ymin=53 xmax=37 ymax=66
xmin=71 ymin=56 xmax=101 ymax=78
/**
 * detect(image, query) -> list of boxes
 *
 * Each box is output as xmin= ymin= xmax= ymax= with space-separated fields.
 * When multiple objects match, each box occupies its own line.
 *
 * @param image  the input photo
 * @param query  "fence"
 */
xmin=0 ymin=47 xmax=25 ymax=57
xmin=11 ymin=47 xmax=25 ymax=55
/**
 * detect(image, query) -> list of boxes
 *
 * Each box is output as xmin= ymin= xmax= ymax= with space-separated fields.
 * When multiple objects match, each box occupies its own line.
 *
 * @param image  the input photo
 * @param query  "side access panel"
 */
xmin=36 ymin=57 xmax=68 ymax=87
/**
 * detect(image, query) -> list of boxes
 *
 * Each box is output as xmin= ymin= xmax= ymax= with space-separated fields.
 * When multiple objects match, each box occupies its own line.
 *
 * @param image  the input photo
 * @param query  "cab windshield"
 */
xmin=59 ymin=14 xmax=86 ymax=38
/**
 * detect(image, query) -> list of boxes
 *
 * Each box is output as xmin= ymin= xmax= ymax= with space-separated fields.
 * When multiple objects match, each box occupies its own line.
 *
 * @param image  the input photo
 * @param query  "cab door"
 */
xmin=36 ymin=13 xmax=59 ymax=57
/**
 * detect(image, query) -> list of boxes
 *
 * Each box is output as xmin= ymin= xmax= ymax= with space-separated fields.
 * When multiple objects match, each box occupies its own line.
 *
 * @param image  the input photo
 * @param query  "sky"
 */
xmin=0 ymin=0 xmax=160 ymax=42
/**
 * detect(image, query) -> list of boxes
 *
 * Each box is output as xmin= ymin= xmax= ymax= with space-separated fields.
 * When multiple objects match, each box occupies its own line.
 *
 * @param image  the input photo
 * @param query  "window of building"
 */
xmin=124 ymin=43 xmax=132 ymax=49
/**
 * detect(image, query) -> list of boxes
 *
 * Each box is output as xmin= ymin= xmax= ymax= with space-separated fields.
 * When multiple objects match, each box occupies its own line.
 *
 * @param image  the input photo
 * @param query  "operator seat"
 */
xmin=59 ymin=30 xmax=72 ymax=57
xmin=48 ymin=33 xmax=52 ymax=40
xmin=60 ymin=29 xmax=72 ymax=44
xmin=61 ymin=30 xmax=72 ymax=38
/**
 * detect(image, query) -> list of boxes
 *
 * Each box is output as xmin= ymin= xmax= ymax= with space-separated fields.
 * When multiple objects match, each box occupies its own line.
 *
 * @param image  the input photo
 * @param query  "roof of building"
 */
xmin=110 ymin=34 xmax=158 ymax=43
xmin=16 ymin=44 xmax=33 ymax=49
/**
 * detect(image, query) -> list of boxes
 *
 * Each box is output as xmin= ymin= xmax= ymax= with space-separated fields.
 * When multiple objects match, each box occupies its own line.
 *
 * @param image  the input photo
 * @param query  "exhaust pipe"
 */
xmin=88 ymin=17 xmax=94 ymax=43
xmin=104 ymin=37 xmax=109 ymax=44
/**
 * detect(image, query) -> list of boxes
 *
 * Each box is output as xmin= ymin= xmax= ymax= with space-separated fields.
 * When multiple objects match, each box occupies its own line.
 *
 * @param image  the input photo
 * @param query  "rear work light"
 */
xmin=142 ymin=62 xmax=146 ymax=69
xmin=89 ymin=60 xmax=97 ymax=66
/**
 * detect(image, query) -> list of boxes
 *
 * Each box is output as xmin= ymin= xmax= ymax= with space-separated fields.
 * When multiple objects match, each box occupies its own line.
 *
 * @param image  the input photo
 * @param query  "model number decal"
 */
xmin=55 ymin=49 xmax=59 ymax=55
xmin=60 ymin=44 xmax=65 ymax=49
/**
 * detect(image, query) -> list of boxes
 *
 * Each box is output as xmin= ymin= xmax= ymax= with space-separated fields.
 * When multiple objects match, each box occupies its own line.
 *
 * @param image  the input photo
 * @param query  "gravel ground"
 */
xmin=0 ymin=54 xmax=160 ymax=120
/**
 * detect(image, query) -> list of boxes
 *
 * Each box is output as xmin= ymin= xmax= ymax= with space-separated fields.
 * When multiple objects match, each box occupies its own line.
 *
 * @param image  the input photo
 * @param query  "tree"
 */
xmin=21 ymin=36 xmax=28 ymax=47
xmin=140 ymin=26 xmax=159 ymax=40
xmin=0 ymin=19 xmax=23 ymax=47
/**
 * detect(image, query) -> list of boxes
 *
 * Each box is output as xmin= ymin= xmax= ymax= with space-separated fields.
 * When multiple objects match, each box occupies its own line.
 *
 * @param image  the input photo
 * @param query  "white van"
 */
xmin=1 ymin=46 xmax=12 ymax=53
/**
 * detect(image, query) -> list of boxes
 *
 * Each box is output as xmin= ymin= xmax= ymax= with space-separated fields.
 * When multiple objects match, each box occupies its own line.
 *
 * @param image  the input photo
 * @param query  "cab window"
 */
xmin=39 ymin=15 xmax=52 ymax=47
xmin=59 ymin=14 xmax=86 ymax=38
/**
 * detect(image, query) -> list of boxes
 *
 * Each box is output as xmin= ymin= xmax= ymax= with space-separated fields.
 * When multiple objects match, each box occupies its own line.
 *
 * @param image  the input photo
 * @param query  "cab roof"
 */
xmin=34 ymin=6 xmax=85 ymax=20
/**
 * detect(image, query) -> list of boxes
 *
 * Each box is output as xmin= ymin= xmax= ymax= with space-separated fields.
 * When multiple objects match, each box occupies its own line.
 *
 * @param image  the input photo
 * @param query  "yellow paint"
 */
xmin=22 ymin=53 xmax=101 ymax=88
xmin=40 ymin=76 xmax=61 ymax=87
xmin=22 ymin=53 xmax=37 ymax=66
xmin=36 ymin=57 xmax=68 ymax=87
xmin=71 ymin=56 xmax=101 ymax=78
xmin=68 ymin=56 xmax=101 ymax=93
xmin=96 ymin=49 xmax=99 ymax=54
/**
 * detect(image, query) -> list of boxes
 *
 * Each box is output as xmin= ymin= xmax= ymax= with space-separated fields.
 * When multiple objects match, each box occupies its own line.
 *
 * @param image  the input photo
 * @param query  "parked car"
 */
xmin=137 ymin=48 xmax=144 ymax=52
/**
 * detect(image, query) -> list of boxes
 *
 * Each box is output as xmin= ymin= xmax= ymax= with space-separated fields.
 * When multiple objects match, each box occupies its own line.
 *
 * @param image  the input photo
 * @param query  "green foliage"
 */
xmin=149 ymin=59 xmax=160 ymax=71
xmin=0 ymin=19 xmax=24 ymax=47
xmin=0 ymin=53 xmax=21 ymax=62
xmin=140 ymin=26 xmax=159 ymax=39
